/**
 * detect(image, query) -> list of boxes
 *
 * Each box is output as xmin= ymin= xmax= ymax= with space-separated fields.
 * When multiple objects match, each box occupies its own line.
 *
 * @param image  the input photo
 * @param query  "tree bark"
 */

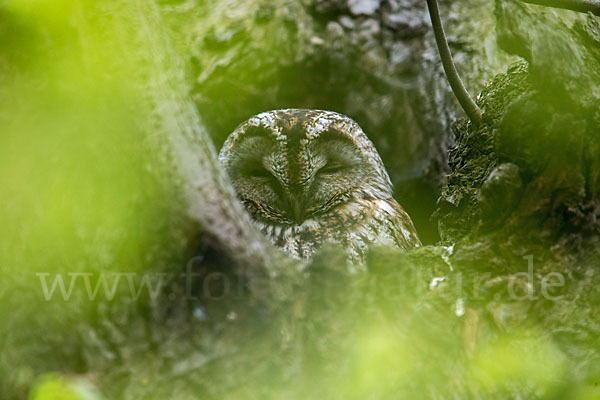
xmin=96 ymin=0 xmax=299 ymax=298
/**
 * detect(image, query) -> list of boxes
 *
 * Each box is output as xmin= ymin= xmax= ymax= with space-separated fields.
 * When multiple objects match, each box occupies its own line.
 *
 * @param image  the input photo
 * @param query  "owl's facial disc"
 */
xmin=219 ymin=109 xmax=420 ymax=260
xmin=226 ymin=129 xmax=369 ymax=226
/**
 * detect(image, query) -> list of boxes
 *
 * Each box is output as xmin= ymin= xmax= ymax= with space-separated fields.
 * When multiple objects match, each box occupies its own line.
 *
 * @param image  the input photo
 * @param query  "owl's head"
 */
xmin=219 ymin=109 xmax=394 ymax=226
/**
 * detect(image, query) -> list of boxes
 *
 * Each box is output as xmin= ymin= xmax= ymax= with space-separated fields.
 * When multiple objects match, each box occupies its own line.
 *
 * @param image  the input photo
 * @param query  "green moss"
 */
xmin=435 ymin=61 xmax=530 ymax=241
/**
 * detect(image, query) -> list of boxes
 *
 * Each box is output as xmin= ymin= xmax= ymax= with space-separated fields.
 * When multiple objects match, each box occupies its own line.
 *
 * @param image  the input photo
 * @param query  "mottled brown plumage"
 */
xmin=219 ymin=109 xmax=420 ymax=262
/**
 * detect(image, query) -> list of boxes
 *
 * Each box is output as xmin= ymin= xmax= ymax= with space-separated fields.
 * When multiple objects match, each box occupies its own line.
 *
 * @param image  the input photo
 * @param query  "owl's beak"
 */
xmin=285 ymin=189 xmax=308 ymax=224
xmin=291 ymin=199 xmax=305 ymax=224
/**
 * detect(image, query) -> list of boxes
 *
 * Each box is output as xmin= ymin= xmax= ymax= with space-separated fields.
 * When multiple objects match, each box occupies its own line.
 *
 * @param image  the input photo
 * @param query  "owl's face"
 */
xmin=219 ymin=109 xmax=393 ymax=227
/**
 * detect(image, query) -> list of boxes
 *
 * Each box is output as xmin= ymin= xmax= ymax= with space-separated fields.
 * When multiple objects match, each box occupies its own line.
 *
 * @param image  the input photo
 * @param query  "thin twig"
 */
xmin=426 ymin=0 xmax=483 ymax=123
xmin=521 ymin=0 xmax=600 ymax=15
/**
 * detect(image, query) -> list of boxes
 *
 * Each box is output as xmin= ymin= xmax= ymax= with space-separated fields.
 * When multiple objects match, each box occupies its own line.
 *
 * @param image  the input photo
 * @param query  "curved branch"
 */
xmin=521 ymin=0 xmax=600 ymax=15
xmin=426 ymin=0 xmax=483 ymax=123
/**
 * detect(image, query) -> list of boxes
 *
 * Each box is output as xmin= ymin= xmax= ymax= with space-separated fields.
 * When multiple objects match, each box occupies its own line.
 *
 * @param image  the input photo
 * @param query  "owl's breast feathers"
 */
xmin=254 ymin=194 xmax=421 ymax=262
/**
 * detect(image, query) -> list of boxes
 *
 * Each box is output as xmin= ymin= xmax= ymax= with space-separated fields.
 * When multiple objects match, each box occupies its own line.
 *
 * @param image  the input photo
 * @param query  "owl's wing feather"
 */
xmin=383 ymin=198 xmax=422 ymax=251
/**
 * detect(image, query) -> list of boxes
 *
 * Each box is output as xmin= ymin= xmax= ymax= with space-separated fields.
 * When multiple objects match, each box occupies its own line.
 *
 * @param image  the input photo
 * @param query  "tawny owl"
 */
xmin=219 ymin=109 xmax=421 ymax=262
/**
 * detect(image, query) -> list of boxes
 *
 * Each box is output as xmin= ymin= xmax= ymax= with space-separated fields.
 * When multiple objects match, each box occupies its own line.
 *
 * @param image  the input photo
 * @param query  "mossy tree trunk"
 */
xmin=82 ymin=0 xmax=300 ymax=300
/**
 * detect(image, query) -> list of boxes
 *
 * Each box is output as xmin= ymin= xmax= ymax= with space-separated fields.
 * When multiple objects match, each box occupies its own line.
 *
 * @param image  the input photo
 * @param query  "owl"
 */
xmin=219 ymin=109 xmax=421 ymax=262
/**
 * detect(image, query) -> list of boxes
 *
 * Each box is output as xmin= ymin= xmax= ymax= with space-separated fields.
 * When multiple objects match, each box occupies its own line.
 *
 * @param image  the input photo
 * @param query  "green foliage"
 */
xmin=0 ymin=2 xmax=191 ymax=398
xmin=29 ymin=374 xmax=104 ymax=400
